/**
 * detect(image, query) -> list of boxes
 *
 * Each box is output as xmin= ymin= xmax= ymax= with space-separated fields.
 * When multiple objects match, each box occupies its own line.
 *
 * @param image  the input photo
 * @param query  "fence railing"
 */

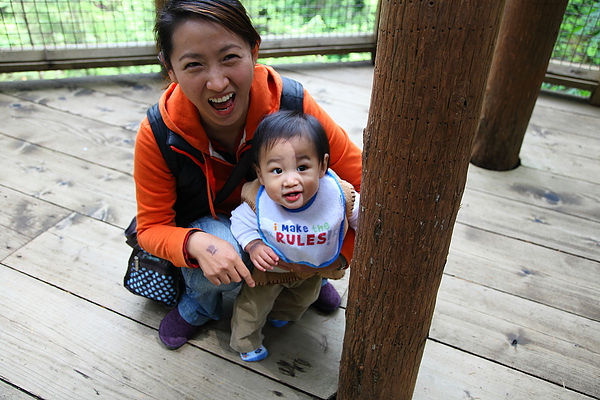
xmin=1 ymin=0 xmax=598 ymax=103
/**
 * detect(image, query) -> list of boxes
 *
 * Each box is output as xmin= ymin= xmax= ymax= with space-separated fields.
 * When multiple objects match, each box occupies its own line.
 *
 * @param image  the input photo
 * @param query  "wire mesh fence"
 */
xmin=1 ymin=0 xmax=377 ymax=50
xmin=551 ymin=0 xmax=600 ymax=71
xmin=0 ymin=0 xmax=598 ymax=98
xmin=1 ymin=0 xmax=156 ymax=49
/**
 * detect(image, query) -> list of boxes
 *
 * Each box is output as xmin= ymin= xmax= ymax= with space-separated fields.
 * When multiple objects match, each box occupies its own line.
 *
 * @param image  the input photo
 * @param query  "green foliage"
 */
xmin=1 ymin=0 xmax=155 ymax=48
xmin=246 ymin=0 xmax=377 ymax=36
xmin=0 ymin=0 xmax=597 ymax=91
xmin=553 ymin=0 xmax=600 ymax=66
xmin=541 ymin=82 xmax=592 ymax=98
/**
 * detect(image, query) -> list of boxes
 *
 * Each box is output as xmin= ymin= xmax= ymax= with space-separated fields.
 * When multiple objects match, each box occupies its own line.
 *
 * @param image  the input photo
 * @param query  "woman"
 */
xmin=134 ymin=0 xmax=362 ymax=349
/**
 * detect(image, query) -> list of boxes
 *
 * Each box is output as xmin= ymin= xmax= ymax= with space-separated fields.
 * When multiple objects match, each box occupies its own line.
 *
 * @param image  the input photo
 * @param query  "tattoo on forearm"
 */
xmin=206 ymin=244 xmax=217 ymax=255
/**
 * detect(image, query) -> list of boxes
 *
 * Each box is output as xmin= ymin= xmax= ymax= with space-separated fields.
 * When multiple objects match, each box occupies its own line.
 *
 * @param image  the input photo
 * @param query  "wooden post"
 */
xmin=337 ymin=1 xmax=505 ymax=399
xmin=471 ymin=0 xmax=570 ymax=170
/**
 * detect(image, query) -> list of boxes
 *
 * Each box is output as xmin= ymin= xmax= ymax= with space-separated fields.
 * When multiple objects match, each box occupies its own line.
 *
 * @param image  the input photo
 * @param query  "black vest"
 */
xmin=146 ymin=76 xmax=304 ymax=227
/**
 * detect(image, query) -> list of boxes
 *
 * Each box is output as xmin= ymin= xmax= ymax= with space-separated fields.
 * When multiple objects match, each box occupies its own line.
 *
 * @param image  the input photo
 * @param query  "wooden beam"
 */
xmin=337 ymin=0 xmax=506 ymax=398
xmin=471 ymin=0 xmax=571 ymax=170
xmin=0 ymin=35 xmax=376 ymax=73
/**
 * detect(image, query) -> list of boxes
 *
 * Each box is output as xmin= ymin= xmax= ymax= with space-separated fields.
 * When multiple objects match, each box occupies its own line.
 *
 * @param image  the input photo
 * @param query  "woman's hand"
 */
xmin=185 ymin=231 xmax=255 ymax=287
xmin=245 ymin=239 xmax=277 ymax=272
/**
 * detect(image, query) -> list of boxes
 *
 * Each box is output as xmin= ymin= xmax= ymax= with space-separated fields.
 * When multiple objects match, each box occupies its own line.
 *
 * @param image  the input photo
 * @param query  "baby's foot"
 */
xmin=268 ymin=318 xmax=289 ymax=328
xmin=240 ymin=345 xmax=268 ymax=362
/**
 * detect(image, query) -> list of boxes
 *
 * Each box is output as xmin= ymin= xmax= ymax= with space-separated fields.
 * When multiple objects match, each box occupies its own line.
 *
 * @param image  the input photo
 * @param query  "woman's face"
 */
xmin=167 ymin=19 xmax=258 ymax=135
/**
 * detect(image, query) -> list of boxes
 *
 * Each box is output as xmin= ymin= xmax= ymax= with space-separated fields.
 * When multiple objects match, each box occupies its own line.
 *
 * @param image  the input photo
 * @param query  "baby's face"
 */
xmin=256 ymin=136 xmax=328 ymax=209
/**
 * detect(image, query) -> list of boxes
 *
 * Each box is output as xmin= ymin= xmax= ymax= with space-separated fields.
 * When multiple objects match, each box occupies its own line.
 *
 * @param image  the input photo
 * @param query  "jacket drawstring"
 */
xmin=202 ymin=156 xmax=219 ymax=219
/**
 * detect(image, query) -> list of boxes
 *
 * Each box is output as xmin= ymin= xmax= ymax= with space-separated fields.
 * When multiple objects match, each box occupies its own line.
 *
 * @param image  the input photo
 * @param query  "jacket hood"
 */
xmin=158 ymin=64 xmax=283 ymax=157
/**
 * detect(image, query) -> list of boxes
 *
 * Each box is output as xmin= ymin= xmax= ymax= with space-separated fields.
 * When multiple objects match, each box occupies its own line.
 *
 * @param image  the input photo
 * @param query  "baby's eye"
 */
xmin=272 ymin=168 xmax=283 ymax=174
xmin=297 ymin=165 xmax=308 ymax=172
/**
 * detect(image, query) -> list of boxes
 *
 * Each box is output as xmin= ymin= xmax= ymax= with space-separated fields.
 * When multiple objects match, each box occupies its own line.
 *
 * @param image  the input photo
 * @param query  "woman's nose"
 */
xmin=206 ymin=68 xmax=229 ymax=92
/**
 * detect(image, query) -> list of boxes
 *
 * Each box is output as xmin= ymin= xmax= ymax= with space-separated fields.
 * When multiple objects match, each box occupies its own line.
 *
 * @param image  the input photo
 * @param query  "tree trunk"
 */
xmin=471 ymin=0 xmax=570 ymax=170
xmin=337 ymin=1 xmax=506 ymax=399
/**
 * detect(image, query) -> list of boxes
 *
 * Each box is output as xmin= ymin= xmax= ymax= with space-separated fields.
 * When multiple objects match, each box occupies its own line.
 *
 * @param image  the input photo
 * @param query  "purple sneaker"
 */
xmin=159 ymin=306 xmax=198 ymax=349
xmin=312 ymin=281 xmax=341 ymax=312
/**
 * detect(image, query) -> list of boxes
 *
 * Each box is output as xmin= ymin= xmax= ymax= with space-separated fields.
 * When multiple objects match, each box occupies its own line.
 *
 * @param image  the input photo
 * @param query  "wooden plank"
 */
xmin=273 ymin=65 xmax=371 ymax=147
xmin=524 ymin=121 xmax=600 ymax=162
xmin=0 ymin=265 xmax=313 ymax=400
xmin=465 ymin=164 xmax=600 ymax=221
xmin=448 ymin=223 xmax=600 ymax=321
xmin=0 ymin=382 xmax=37 ymax=399
xmin=0 ymin=83 xmax=149 ymax=131
xmin=0 ymin=186 xmax=70 ymax=261
xmin=0 ymin=72 xmax=167 ymax=108
xmin=5 ymin=212 xmax=595 ymax=399
xmin=529 ymin=99 xmax=600 ymax=140
xmin=77 ymin=74 xmax=168 ymax=105
xmin=0 ymin=134 xmax=136 ymax=228
xmin=0 ymin=93 xmax=135 ymax=174
xmin=275 ymin=61 xmax=375 ymax=90
xmin=0 ymin=36 xmax=375 ymax=73
xmin=519 ymin=144 xmax=600 ymax=186
xmin=547 ymin=59 xmax=600 ymax=84
xmin=3 ymin=213 xmax=343 ymax=399
xmin=457 ymin=187 xmax=600 ymax=261
xmin=520 ymin=100 xmax=600 ymax=183
xmin=414 ymin=340 xmax=594 ymax=400
xmin=430 ymin=275 xmax=600 ymax=397
xmin=535 ymin=91 xmax=600 ymax=119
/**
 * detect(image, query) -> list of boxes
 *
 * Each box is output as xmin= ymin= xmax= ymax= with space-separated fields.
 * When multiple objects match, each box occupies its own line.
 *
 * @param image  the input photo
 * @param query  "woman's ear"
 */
xmin=159 ymin=52 xmax=178 ymax=83
xmin=320 ymin=153 xmax=330 ymax=178
xmin=251 ymin=42 xmax=260 ymax=64
xmin=168 ymin=69 xmax=178 ymax=83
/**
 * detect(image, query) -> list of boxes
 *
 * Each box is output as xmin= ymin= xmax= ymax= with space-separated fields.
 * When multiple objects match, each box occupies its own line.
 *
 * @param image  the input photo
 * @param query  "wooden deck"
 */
xmin=0 ymin=61 xmax=598 ymax=400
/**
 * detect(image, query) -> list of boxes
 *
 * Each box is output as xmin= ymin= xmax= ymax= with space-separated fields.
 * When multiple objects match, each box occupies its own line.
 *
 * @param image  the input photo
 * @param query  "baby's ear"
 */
xmin=255 ymin=165 xmax=265 ymax=185
xmin=320 ymin=153 xmax=330 ymax=177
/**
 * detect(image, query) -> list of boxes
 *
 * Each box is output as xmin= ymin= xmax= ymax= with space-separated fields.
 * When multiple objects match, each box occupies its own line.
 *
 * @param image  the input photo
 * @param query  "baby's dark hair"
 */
xmin=252 ymin=110 xmax=330 ymax=168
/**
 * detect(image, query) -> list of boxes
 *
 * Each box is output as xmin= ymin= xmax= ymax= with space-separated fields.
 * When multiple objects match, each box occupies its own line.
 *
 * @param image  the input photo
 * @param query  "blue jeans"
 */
xmin=178 ymin=214 xmax=251 ymax=326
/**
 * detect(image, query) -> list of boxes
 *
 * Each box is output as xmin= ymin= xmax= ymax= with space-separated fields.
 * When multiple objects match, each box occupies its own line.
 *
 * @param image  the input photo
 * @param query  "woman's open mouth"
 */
xmin=209 ymin=93 xmax=235 ymax=111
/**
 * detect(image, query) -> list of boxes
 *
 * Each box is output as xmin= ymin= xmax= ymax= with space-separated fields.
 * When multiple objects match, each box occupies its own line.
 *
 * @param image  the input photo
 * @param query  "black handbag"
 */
xmin=123 ymin=218 xmax=183 ymax=307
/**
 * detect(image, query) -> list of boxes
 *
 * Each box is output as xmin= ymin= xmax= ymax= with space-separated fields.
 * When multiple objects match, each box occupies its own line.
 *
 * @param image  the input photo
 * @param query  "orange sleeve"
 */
xmin=302 ymin=90 xmax=362 ymax=192
xmin=302 ymin=90 xmax=363 ymax=265
xmin=133 ymin=117 xmax=197 ymax=268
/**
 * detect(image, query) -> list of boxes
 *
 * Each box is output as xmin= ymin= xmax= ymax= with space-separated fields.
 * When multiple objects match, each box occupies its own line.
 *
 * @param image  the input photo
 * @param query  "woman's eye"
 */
xmin=184 ymin=62 xmax=202 ymax=69
xmin=224 ymin=54 xmax=240 ymax=62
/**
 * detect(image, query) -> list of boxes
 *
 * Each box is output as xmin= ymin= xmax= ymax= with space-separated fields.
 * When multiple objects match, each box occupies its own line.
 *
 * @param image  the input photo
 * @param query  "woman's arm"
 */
xmin=134 ymin=118 xmax=255 ymax=287
xmin=134 ymin=117 xmax=192 ymax=267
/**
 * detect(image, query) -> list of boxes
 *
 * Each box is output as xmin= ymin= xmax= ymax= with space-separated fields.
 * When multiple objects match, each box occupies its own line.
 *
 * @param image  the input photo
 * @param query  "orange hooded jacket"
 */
xmin=134 ymin=64 xmax=362 ymax=269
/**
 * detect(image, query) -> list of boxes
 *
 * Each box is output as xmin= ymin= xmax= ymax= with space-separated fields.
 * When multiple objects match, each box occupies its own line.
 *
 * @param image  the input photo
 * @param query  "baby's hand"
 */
xmin=245 ymin=240 xmax=278 ymax=272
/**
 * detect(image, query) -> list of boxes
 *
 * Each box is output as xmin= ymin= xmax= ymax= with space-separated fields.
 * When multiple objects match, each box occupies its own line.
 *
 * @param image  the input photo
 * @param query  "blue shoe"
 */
xmin=240 ymin=345 xmax=268 ymax=362
xmin=268 ymin=318 xmax=289 ymax=328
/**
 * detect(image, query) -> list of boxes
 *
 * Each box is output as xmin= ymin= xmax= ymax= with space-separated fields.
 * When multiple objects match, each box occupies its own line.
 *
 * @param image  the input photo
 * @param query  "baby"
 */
xmin=229 ymin=110 xmax=360 ymax=361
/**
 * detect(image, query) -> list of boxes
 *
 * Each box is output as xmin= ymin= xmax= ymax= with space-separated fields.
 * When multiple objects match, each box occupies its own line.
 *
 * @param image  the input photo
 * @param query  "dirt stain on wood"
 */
xmin=277 ymin=358 xmax=312 ymax=377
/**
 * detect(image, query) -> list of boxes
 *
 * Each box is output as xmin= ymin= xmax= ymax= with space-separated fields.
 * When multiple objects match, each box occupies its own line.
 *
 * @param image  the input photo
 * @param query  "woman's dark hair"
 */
xmin=155 ymin=0 xmax=261 ymax=70
xmin=252 ymin=110 xmax=330 ymax=169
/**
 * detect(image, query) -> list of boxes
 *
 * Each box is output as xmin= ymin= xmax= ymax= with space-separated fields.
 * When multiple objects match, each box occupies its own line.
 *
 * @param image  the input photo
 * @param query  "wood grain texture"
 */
xmin=0 ymin=62 xmax=598 ymax=399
